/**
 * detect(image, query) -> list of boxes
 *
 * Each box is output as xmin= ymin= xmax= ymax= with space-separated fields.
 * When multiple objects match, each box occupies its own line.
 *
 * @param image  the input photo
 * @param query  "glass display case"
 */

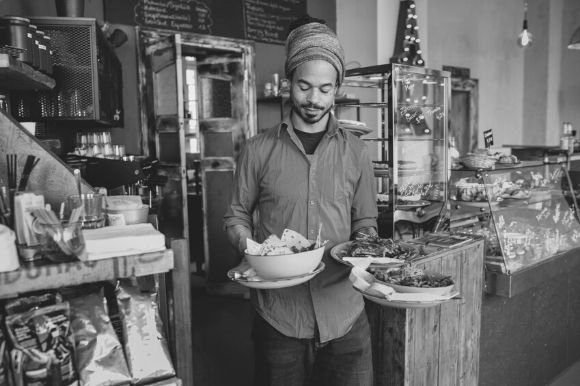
xmin=447 ymin=161 xmax=580 ymax=274
xmin=339 ymin=64 xmax=450 ymax=240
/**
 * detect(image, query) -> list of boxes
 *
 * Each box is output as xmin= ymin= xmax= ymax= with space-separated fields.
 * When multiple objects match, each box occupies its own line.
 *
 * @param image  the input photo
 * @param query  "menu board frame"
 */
xmin=104 ymin=0 xmax=307 ymax=45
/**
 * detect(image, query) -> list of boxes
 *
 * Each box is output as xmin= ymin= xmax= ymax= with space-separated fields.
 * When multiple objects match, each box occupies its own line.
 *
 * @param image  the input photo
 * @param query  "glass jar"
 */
xmin=35 ymin=30 xmax=48 ymax=73
xmin=0 ymin=16 xmax=31 ymax=64
xmin=42 ymin=34 xmax=53 ymax=75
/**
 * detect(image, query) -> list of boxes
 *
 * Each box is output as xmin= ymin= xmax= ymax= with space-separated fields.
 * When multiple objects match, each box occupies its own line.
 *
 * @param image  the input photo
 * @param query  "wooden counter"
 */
xmin=0 ymin=249 xmax=174 ymax=299
xmin=367 ymin=239 xmax=484 ymax=386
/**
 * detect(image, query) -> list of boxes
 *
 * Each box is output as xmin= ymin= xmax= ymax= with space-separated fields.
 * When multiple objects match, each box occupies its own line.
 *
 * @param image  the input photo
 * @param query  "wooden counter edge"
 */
xmin=0 ymin=249 xmax=174 ymax=299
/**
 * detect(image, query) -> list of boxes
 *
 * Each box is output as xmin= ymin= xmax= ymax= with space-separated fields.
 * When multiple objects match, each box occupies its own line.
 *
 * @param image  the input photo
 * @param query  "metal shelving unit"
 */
xmin=340 ymin=64 xmax=451 ymax=240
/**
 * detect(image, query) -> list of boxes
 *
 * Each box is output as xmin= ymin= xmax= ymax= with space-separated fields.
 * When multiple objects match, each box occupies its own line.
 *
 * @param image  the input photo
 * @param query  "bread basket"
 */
xmin=459 ymin=154 xmax=496 ymax=170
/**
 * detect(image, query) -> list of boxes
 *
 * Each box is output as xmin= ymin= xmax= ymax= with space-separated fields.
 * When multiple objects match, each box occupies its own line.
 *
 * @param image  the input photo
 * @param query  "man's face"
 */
xmin=290 ymin=60 xmax=338 ymax=125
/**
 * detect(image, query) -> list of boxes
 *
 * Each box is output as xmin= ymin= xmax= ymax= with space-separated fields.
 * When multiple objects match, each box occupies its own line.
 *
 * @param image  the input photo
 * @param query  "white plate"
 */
xmin=355 ymin=287 xmax=460 ymax=309
xmin=227 ymin=262 xmax=325 ymax=289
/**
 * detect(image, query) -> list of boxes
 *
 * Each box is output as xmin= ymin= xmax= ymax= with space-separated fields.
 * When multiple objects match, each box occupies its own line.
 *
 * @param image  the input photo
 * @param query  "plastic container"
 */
xmin=0 ymin=16 xmax=31 ymax=64
xmin=34 ymin=219 xmax=86 ymax=262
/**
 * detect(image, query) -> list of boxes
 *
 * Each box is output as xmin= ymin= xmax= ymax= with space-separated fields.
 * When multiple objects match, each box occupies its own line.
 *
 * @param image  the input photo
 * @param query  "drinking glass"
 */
xmin=67 ymin=193 xmax=105 ymax=229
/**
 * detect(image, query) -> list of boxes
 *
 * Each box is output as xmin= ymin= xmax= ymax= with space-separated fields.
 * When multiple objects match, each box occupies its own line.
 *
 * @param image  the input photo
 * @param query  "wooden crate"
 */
xmin=367 ymin=240 xmax=484 ymax=386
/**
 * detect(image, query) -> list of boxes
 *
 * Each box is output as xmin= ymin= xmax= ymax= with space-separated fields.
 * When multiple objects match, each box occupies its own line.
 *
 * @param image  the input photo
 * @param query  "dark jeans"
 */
xmin=252 ymin=311 xmax=373 ymax=386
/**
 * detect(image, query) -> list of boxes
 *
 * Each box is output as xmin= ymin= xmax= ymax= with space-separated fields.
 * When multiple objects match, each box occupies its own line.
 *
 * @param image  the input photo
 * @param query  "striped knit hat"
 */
xmin=285 ymin=21 xmax=345 ymax=86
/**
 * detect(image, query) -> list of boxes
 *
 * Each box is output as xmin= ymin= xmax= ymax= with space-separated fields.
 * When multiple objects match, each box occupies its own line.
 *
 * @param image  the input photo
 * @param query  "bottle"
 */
xmin=560 ymin=122 xmax=572 ymax=151
xmin=569 ymin=129 xmax=577 ymax=154
xmin=448 ymin=136 xmax=460 ymax=179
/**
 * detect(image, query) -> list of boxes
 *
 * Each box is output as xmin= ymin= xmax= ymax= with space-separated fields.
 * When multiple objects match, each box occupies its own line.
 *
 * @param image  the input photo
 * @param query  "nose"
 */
xmin=306 ymin=89 xmax=321 ymax=105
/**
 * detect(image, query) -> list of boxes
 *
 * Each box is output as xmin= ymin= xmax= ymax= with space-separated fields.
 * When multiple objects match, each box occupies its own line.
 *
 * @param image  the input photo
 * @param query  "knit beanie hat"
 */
xmin=285 ymin=21 xmax=345 ymax=86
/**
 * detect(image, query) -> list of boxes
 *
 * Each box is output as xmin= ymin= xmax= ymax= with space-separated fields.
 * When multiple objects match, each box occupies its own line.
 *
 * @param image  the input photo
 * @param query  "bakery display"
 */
xmin=449 ymin=162 xmax=580 ymax=274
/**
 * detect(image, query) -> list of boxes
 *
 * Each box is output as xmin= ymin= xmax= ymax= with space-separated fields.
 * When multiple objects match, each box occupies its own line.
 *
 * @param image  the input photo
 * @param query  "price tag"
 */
xmin=484 ymin=129 xmax=494 ymax=149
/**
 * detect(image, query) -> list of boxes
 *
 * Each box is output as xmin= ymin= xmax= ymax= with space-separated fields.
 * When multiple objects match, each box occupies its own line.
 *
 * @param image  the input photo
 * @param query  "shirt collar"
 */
xmin=277 ymin=111 xmax=345 ymax=140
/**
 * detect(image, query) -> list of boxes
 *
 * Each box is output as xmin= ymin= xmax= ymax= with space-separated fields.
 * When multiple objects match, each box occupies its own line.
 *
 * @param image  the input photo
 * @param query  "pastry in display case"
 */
xmin=447 ymin=161 xmax=580 ymax=273
xmin=338 ymin=64 xmax=450 ymax=240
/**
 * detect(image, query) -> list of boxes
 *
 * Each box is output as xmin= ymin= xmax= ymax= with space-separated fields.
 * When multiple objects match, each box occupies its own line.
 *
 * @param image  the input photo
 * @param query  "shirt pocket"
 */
xmin=320 ymin=157 xmax=348 ymax=203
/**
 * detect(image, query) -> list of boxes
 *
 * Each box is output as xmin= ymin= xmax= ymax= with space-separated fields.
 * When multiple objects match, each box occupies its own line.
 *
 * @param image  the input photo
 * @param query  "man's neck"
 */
xmin=291 ymin=111 xmax=329 ymax=133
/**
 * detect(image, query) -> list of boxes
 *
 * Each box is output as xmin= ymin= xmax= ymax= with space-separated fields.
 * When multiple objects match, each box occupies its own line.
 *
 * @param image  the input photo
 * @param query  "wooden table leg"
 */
xmin=169 ymin=238 xmax=194 ymax=385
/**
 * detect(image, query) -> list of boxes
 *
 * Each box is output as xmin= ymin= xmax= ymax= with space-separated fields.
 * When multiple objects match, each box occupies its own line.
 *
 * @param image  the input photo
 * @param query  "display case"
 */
xmin=447 ymin=161 xmax=580 ymax=274
xmin=339 ymin=64 xmax=450 ymax=240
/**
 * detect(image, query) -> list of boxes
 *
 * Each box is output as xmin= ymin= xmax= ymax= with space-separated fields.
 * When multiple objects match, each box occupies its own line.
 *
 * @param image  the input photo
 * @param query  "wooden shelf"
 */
xmin=0 ymin=249 xmax=174 ymax=299
xmin=0 ymin=53 xmax=55 ymax=90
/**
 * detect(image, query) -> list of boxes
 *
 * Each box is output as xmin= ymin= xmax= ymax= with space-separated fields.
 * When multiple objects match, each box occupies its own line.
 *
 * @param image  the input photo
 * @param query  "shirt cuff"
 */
xmin=224 ymin=217 xmax=253 ymax=232
xmin=351 ymin=218 xmax=378 ymax=235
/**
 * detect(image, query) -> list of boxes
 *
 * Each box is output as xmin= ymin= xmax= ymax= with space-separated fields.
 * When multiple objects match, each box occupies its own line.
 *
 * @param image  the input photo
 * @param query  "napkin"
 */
xmin=82 ymin=223 xmax=165 ymax=260
xmin=343 ymin=256 xmax=403 ymax=269
xmin=349 ymin=266 xmax=459 ymax=302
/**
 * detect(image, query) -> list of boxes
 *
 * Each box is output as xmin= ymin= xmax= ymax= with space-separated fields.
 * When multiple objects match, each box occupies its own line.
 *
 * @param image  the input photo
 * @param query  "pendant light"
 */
xmin=568 ymin=25 xmax=580 ymax=50
xmin=517 ymin=1 xmax=533 ymax=48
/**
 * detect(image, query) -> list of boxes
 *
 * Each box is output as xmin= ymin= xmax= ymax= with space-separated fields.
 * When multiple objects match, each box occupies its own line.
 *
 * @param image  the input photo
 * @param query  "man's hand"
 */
xmin=226 ymin=224 xmax=254 ymax=256
xmin=351 ymin=226 xmax=378 ymax=240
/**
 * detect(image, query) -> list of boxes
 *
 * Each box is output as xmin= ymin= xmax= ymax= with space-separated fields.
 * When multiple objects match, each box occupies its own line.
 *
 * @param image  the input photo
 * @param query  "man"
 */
xmin=224 ymin=16 xmax=378 ymax=386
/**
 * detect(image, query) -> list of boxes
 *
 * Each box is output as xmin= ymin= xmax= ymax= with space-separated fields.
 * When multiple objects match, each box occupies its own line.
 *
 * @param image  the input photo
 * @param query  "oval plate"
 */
xmin=227 ymin=262 xmax=325 ymax=289
xmin=355 ymin=287 xmax=457 ymax=309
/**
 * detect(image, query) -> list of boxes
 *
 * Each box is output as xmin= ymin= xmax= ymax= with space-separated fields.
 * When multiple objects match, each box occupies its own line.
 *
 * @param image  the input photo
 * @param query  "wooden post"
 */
xmin=368 ymin=240 xmax=484 ymax=386
xmin=169 ymin=238 xmax=194 ymax=385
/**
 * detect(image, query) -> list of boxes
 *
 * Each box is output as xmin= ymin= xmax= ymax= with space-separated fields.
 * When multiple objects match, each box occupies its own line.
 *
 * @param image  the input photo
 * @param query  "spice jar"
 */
xmin=0 ymin=16 xmax=31 ymax=64
xmin=42 ymin=34 xmax=53 ymax=75
xmin=35 ymin=30 xmax=47 ymax=73
xmin=28 ymin=24 xmax=40 ymax=70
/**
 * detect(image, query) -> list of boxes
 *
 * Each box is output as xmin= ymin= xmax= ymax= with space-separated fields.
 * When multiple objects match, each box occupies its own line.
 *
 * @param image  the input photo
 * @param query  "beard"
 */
xmin=291 ymin=100 xmax=333 ymax=124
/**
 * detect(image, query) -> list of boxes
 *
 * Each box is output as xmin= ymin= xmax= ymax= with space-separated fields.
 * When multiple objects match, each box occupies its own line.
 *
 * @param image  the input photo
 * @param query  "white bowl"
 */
xmin=245 ymin=246 xmax=325 ymax=280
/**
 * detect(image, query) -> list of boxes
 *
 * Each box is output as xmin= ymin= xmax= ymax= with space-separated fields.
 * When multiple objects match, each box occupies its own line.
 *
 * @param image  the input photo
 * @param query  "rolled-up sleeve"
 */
xmin=350 ymin=147 xmax=378 ymax=234
xmin=224 ymin=140 xmax=259 ymax=231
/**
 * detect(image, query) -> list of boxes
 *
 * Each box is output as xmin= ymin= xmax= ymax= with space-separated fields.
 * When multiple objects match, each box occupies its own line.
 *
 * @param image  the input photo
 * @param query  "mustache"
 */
xmin=301 ymin=102 xmax=325 ymax=110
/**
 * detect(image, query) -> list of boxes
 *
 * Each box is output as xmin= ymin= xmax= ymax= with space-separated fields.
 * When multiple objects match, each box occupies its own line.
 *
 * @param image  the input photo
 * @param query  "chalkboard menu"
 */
xmin=244 ymin=0 xmax=307 ymax=44
xmin=104 ymin=0 xmax=307 ymax=44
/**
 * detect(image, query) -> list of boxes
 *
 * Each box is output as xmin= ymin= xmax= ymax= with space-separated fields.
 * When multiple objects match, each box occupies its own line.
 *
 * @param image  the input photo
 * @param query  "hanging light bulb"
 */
xmin=517 ymin=1 xmax=534 ymax=48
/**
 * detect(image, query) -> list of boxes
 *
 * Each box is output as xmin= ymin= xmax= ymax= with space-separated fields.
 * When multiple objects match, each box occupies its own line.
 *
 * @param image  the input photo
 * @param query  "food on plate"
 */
xmin=345 ymin=235 xmax=421 ymax=261
xmin=369 ymin=264 xmax=454 ymax=288
xmin=246 ymin=229 xmax=322 ymax=256
xmin=499 ymin=181 xmax=531 ymax=199
xmin=473 ymin=148 xmax=493 ymax=156
xmin=376 ymin=193 xmax=390 ymax=203
xmin=397 ymin=194 xmax=421 ymax=202
xmin=454 ymin=178 xmax=500 ymax=202
xmin=497 ymin=154 xmax=519 ymax=164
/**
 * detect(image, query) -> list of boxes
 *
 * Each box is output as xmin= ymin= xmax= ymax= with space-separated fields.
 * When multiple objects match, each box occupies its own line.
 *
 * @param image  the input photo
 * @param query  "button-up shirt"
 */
xmin=224 ymin=113 xmax=378 ymax=343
